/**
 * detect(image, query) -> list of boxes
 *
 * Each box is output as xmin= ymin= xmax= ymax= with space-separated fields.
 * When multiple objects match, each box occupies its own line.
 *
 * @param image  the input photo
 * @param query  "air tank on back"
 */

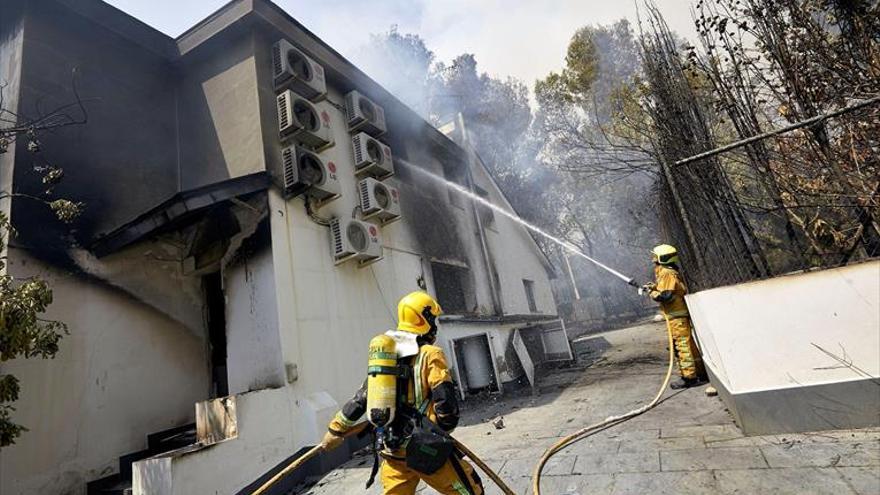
xmin=366 ymin=334 xmax=398 ymax=427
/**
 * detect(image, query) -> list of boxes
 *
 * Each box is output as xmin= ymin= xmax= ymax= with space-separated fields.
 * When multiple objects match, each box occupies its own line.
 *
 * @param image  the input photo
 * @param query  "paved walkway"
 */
xmin=296 ymin=322 xmax=880 ymax=494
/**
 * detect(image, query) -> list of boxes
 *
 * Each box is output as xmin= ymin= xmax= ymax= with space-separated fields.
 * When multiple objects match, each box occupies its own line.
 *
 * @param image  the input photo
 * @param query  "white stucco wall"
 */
xmin=268 ymin=188 xmax=420 ymax=448
xmin=471 ymin=163 xmax=556 ymax=316
xmin=225 ymin=244 xmax=286 ymax=395
xmin=69 ymin=243 xmax=206 ymax=336
xmin=687 ymin=260 xmax=880 ymax=394
xmin=256 ymin=88 xmax=423 ymax=451
xmin=0 ymin=249 xmax=210 ymax=495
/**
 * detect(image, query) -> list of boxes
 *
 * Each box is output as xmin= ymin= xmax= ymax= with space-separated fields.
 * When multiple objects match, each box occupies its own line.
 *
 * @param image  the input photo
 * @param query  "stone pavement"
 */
xmin=294 ymin=322 xmax=880 ymax=495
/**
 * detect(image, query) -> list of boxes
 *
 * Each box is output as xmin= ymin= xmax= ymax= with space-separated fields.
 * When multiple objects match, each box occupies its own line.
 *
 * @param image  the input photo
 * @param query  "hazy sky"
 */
xmin=106 ymin=0 xmax=698 ymax=88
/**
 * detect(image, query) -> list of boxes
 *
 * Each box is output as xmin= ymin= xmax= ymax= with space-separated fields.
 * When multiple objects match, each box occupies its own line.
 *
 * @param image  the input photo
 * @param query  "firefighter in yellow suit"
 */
xmin=320 ymin=291 xmax=484 ymax=495
xmin=644 ymin=245 xmax=707 ymax=389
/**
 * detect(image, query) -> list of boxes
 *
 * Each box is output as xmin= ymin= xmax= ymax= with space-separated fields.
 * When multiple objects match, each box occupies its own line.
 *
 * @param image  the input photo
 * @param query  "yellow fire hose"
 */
xmin=250 ymin=422 xmax=516 ymax=495
xmin=453 ymin=438 xmax=516 ymax=495
xmin=530 ymin=322 xmax=676 ymax=495
xmin=250 ymin=422 xmax=364 ymax=495
xmin=251 ymin=444 xmax=323 ymax=495
xmin=252 ymin=325 xmax=675 ymax=495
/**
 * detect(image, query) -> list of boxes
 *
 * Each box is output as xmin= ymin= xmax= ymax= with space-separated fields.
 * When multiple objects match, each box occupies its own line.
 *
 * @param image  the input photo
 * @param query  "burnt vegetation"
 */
xmin=543 ymin=0 xmax=880 ymax=289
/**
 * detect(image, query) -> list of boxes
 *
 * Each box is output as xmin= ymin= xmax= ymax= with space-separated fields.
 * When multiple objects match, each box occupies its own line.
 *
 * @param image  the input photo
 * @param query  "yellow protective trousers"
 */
xmin=667 ymin=317 xmax=705 ymax=380
xmin=380 ymin=454 xmax=484 ymax=495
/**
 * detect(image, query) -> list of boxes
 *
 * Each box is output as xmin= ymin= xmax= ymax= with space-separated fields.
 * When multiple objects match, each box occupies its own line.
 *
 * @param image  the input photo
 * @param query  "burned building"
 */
xmin=0 ymin=0 xmax=565 ymax=493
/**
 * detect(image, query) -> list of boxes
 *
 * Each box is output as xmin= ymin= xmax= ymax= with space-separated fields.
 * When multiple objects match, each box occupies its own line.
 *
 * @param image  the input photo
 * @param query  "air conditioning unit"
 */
xmin=280 ymin=144 xmax=340 ymax=202
xmin=345 ymin=90 xmax=387 ymax=137
xmin=351 ymin=132 xmax=394 ymax=179
xmin=272 ymin=39 xmax=326 ymax=100
xmin=359 ymin=178 xmax=401 ymax=224
xmin=277 ymin=90 xmax=334 ymax=150
xmin=330 ymin=217 xmax=383 ymax=266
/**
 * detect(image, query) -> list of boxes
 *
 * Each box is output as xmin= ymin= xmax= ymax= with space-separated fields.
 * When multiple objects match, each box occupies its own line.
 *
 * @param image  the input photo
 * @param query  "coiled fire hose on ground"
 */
xmin=530 ymin=322 xmax=676 ymax=495
xmin=250 ymin=422 xmax=517 ymax=495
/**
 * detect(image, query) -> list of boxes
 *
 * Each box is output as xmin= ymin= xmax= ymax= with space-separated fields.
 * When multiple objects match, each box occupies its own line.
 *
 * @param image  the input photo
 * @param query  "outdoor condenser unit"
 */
xmin=277 ymin=90 xmax=334 ymax=150
xmin=330 ymin=217 xmax=383 ymax=266
xmin=359 ymin=177 xmax=401 ymax=224
xmin=345 ymin=90 xmax=387 ymax=137
xmin=272 ymin=39 xmax=327 ymax=100
xmin=280 ymin=144 xmax=341 ymax=202
xmin=352 ymin=132 xmax=394 ymax=179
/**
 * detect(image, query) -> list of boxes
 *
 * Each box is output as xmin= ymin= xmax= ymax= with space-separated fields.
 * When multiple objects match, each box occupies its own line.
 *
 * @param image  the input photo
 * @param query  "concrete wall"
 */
xmin=0 ymin=0 xmax=25 ymax=230
xmin=177 ymin=32 xmax=266 ymax=190
xmin=0 ymin=249 xmax=210 ymax=495
xmin=225 ymin=240 xmax=286 ymax=395
xmin=68 ymin=242 xmax=206 ymax=336
xmin=13 ymin=0 xmax=179 ymax=247
xmin=132 ymin=388 xmax=297 ymax=495
xmin=12 ymin=0 xmax=274 ymax=247
xmin=133 ymin=386 xmax=348 ymax=495
xmin=470 ymin=162 xmax=556 ymax=316
xmin=396 ymin=142 xmax=497 ymax=315
xmin=267 ymin=188 xmax=423 ymax=447
xmin=202 ymin=24 xmax=560 ymax=451
xmin=259 ymin=77 xmax=557 ymax=423
xmin=688 ymin=260 xmax=880 ymax=434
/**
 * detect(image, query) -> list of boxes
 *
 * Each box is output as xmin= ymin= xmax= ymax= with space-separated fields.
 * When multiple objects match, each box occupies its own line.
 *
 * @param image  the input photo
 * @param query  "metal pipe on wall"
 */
xmin=456 ymin=113 xmax=504 ymax=316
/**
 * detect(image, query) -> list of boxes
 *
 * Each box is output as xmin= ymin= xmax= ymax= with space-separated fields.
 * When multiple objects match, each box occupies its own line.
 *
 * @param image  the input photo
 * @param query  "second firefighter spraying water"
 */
xmin=641 ymin=244 xmax=708 ymax=389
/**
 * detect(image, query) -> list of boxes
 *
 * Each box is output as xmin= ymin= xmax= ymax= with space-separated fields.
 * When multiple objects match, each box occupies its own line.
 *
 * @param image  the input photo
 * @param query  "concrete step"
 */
xmin=86 ymin=423 xmax=197 ymax=495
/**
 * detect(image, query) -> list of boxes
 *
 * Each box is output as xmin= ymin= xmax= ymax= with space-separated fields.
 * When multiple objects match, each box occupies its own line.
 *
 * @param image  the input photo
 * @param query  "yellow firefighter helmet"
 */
xmin=652 ymin=244 xmax=680 ymax=266
xmin=397 ymin=291 xmax=443 ymax=335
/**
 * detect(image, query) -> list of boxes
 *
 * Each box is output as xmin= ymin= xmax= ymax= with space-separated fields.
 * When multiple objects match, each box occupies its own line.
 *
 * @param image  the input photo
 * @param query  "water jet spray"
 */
xmin=396 ymin=158 xmax=641 ymax=288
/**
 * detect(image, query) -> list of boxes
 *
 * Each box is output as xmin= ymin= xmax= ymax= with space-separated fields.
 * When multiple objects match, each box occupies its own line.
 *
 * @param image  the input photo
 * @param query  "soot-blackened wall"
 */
xmin=13 ymin=0 xmax=179 ymax=251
